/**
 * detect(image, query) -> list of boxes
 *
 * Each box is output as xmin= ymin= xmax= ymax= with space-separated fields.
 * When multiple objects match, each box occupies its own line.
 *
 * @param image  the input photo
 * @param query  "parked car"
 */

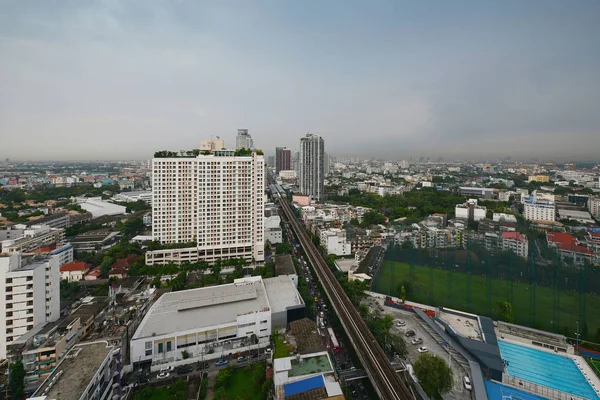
xmin=417 ymin=347 xmax=429 ymax=353
xmin=237 ymin=356 xmax=247 ymax=362
xmin=396 ymin=320 xmax=406 ymax=327
xmin=215 ymin=359 xmax=229 ymax=367
xmin=463 ymin=376 xmax=472 ymax=390
xmin=411 ymin=338 xmax=423 ymax=345
xmin=405 ymin=330 xmax=416 ymax=337
xmin=157 ymin=371 xmax=170 ymax=379
xmin=160 ymin=366 xmax=174 ymax=373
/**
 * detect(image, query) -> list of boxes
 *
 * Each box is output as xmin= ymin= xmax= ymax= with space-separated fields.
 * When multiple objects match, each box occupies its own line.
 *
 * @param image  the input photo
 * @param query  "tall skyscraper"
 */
xmin=275 ymin=147 xmax=291 ymax=174
xmin=299 ymin=133 xmax=325 ymax=202
xmin=151 ymin=147 xmax=265 ymax=264
xmin=0 ymin=253 xmax=60 ymax=359
xmin=235 ymin=129 xmax=254 ymax=150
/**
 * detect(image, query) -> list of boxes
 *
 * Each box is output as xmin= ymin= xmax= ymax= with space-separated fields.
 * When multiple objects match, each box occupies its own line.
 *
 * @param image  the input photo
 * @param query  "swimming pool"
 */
xmin=498 ymin=340 xmax=599 ymax=399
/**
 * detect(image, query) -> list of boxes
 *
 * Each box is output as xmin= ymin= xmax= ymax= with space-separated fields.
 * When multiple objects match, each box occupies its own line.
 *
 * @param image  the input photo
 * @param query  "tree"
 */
xmin=498 ymin=301 xmax=514 ymax=323
xmin=400 ymin=285 xmax=407 ymax=303
xmin=275 ymin=243 xmax=293 ymax=254
xmin=99 ymin=257 xmax=114 ymax=278
xmin=413 ymin=353 xmax=453 ymax=399
xmin=8 ymin=361 xmax=26 ymax=400
xmin=181 ymin=350 xmax=190 ymax=359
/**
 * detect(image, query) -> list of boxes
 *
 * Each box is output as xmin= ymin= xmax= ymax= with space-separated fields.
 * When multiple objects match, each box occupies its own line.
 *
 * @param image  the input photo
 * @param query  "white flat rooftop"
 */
xmin=263 ymin=276 xmax=304 ymax=314
xmin=133 ymin=278 xmax=270 ymax=340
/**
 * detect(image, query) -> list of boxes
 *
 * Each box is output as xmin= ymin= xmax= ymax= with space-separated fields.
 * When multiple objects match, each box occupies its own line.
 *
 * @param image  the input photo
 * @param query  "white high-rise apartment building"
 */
xmin=150 ymin=149 xmax=265 ymax=264
xmin=0 ymin=253 xmax=60 ymax=360
xmin=236 ymin=129 xmax=254 ymax=150
xmin=299 ymin=133 xmax=325 ymax=202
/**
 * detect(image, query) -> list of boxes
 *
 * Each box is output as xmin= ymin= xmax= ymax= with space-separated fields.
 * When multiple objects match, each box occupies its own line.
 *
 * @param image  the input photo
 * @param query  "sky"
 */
xmin=1 ymin=0 xmax=599 ymax=161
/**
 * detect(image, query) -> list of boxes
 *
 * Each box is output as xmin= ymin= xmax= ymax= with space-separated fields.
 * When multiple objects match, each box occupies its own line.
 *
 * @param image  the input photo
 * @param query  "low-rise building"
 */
xmin=319 ymin=228 xmax=351 ymax=256
xmin=130 ymin=276 xmax=304 ymax=370
xmin=547 ymin=232 xmax=594 ymax=265
xmin=587 ymin=196 xmax=600 ymax=219
xmin=72 ymin=197 xmax=127 ymax=218
xmin=528 ymin=175 xmax=550 ymax=183
xmin=524 ymin=197 xmax=556 ymax=222
xmin=455 ymin=199 xmax=487 ymax=221
xmin=70 ymin=229 xmax=119 ymax=252
xmin=30 ymin=341 xmax=121 ymax=400
xmin=502 ymin=232 xmax=528 ymax=258
xmin=112 ymin=191 xmax=152 ymax=203
xmin=60 ymin=261 xmax=92 ymax=282
xmin=0 ymin=225 xmax=65 ymax=254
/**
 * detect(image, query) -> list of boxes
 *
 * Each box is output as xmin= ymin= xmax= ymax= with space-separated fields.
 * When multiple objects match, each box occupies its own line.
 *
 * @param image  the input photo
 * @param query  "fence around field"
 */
xmin=372 ymin=247 xmax=600 ymax=340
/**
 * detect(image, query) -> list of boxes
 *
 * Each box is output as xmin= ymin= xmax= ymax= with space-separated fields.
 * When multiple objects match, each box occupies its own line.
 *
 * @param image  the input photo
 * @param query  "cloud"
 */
xmin=0 ymin=1 xmax=599 ymax=161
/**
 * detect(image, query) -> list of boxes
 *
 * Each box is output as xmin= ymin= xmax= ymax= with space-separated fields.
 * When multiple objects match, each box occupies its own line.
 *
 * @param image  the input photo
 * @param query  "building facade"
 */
xmin=588 ymin=196 xmax=600 ymax=219
xmin=299 ymin=134 xmax=325 ymax=202
xmin=235 ymin=129 xmax=254 ymax=150
xmin=524 ymin=197 xmax=556 ymax=221
xmin=151 ymin=149 xmax=265 ymax=264
xmin=31 ymin=341 xmax=121 ymax=400
xmin=275 ymin=147 xmax=291 ymax=174
xmin=0 ymin=253 xmax=60 ymax=360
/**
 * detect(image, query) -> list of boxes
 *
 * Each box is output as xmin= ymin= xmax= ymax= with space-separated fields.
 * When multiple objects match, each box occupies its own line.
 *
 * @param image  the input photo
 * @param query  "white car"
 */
xmin=157 ymin=371 xmax=170 ymax=379
xmin=463 ymin=376 xmax=472 ymax=390
xmin=411 ymin=338 xmax=423 ymax=345
xmin=396 ymin=321 xmax=406 ymax=327
xmin=417 ymin=346 xmax=428 ymax=353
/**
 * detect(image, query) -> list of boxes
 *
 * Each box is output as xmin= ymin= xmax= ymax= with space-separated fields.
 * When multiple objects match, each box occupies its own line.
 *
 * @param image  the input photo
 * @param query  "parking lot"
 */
xmin=364 ymin=296 xmax=473 ymax=400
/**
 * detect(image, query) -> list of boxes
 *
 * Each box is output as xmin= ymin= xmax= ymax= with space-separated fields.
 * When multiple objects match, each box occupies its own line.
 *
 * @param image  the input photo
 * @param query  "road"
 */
xmin=276 ymin=194 xmax=417 ymax=400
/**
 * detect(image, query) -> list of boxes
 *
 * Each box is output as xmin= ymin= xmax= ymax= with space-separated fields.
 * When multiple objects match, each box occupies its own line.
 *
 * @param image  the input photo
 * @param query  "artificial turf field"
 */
xmin=372 ymin=260 xmax=600 ymax=336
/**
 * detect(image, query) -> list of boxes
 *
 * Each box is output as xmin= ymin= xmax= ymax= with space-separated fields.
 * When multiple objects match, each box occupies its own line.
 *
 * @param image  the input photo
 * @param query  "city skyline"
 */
xmin=1 ymin=1 xmax=600 ymax=161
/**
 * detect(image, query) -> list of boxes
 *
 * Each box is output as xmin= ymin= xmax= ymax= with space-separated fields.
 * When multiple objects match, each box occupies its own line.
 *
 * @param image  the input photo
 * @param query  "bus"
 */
xmin=327 ymin=328 xmax=340 ymax=353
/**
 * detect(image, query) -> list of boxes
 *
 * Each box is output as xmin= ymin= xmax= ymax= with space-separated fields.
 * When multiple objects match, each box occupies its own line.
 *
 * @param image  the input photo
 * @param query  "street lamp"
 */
xmin=576 ymin=321 xmax=580 ymax=353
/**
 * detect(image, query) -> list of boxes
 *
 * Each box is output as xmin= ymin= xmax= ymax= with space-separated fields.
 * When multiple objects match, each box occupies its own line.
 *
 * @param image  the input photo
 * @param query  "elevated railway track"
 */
xmin=275 ymin=193 xmax=417 ymax=400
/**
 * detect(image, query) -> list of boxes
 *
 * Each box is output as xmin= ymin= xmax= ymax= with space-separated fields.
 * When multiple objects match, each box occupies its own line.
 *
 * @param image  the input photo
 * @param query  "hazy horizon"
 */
xmin=1 ymin=1 xmax=599 ymax=161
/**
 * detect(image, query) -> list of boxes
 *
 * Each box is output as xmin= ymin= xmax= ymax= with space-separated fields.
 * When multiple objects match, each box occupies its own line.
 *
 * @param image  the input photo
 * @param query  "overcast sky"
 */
xmin=1 ymin=1 xmax=599 ymax=161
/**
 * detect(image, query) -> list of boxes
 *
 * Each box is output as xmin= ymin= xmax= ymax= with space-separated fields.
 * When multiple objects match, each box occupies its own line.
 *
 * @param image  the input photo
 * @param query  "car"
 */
xmin=160 ymin=365 xmax=174 ymax=373
xmin=157 ymin=371 xmax=170 ymax=379
xmin=417 ymin=346 xmax=429 ymax=353
xmin=237 ymin=356 xmax=247 ymax=362
xmin=396 ymin=321 xmax=406 ymax=327
xmin=176 ymin=365 xmax=192 ymax=374
xmin=215 ymin=360 xmax=229 ymax=367
xmin=463 ymin=376 xmax=472 ymax=390
xmin=411 ymin=338 xmax=423 ymax=345
xmin=405 ymin=330 xmax=416 ymax=337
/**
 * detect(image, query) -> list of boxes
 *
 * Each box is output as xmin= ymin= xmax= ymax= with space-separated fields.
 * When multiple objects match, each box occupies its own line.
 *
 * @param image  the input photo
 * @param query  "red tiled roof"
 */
xmin=86 ymin=267 xmax=101 ymax=277
xmin=547 ymin=232 xmax=594 ymax=255
xmin=109 ymin=267 xmax=127 ymax=276
xmin=60 ymin=260 xmax=92 ymax=272
xmin=32 ymin=243 xmax=58 ymax=253
xmin=502 ymin=232 xmax=526 ymax=242
xmin=111 ymin=254 xmax=140 ymax=270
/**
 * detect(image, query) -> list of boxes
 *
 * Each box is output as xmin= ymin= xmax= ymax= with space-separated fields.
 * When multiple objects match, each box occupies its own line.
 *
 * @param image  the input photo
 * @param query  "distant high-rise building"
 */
xmin=275 ymin=147 xmax=291 ymax=174
xmin=0 ymin=253 xmax=60 ymax=359
xmin=235 ymin=129 xmax=254 ymax=150
xmin=199 ymin=138 xmax=225 ymax=151
xmin=299 ymin=133 xmax=325 ymax=202
xmin=324 ymin=152 xmax=330 ymax=176
xmin=150 ymin=147 xmax=265 ymax=265
xmin=292 ymin=151 xmax=300 ymax=175
xmin=266 ymin=156 xmax=275 ymax=168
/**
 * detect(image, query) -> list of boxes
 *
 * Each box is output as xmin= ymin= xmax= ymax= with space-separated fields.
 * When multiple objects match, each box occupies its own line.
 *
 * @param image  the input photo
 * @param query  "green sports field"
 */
xmin=372 ymin=261 xmax=600 ymax=336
